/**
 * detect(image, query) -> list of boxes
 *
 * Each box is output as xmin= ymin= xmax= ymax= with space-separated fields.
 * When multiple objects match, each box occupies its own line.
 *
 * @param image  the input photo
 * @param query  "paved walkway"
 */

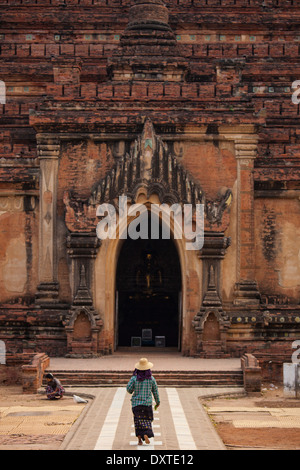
xmin=60 ymin=386 xmax=243 ymax=451
xmin=50 ymin=351 xmax=244 ymax=451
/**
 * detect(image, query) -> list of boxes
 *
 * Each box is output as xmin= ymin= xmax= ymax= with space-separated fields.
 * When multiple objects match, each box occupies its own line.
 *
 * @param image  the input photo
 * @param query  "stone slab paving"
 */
xmin=60 ymin=386 xmax=244 ymax=451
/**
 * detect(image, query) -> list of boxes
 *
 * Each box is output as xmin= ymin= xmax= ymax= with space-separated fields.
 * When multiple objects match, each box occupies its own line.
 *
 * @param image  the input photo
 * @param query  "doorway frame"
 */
xmin=94 ymin=196 xmax=190 ymax=354
xmin=114 ymin=234 xmax=183 ymax=351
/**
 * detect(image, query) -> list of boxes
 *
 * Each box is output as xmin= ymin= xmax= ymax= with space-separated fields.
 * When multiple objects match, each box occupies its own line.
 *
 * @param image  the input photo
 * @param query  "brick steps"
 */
xmin=44 ymin=370 xmax=243 ymax=387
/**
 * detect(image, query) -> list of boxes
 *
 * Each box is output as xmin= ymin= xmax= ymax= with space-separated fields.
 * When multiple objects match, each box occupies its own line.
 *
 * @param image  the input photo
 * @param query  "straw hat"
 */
xmin=135 ymin=357 xmax=153 ymax=371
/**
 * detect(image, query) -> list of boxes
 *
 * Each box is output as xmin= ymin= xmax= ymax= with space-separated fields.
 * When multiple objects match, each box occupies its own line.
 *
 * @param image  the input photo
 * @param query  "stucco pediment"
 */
xmin=64 ymin=119 xmax=233 ymax=233
xmin=89 ymin=119 xmax=205 ymax=207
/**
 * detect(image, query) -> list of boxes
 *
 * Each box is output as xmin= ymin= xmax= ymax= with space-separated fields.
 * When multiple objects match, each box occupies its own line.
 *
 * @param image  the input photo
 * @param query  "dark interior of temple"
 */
xmin=116 ymin=224 xmax=182 ymax=348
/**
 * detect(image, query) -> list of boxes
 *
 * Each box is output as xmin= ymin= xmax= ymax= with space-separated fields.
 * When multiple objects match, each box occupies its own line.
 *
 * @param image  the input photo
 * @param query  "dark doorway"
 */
xmin=116 ymin=235 xmax=182 ymax=349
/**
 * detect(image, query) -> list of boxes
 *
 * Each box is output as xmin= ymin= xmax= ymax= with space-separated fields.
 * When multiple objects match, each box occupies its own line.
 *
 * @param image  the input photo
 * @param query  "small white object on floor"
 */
xmin=73 ymin=394 xmax=88 ymax=404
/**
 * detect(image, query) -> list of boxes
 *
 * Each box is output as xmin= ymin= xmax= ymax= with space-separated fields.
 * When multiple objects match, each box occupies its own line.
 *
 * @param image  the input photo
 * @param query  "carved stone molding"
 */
xmin=198 ymin=232 xmax=232 ymax=260
xmin=0 ymin=194 xmax=36 ymax=214
xmin=234 ymin=280 xmax=261 ymax=306
xmin=197 ymin=231 xmax=231 ymax=306
xmin=66 ymin=232 xmax=101 ymax=301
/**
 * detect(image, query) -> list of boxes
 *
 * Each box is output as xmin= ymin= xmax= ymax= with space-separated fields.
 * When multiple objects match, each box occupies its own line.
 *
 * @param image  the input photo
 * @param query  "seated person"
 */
xmin=45 ymin=373 xmax=65 ymax=400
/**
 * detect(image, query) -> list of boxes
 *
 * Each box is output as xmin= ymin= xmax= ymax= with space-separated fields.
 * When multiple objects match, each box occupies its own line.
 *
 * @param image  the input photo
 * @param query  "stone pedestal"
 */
xmin=241 ymin=353 xmax=262 ymax=393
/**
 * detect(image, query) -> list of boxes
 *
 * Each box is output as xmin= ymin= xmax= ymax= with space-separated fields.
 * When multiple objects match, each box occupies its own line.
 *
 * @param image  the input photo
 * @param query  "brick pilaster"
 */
xmin=35 ymin=135 xmax=60 ymax=306
xmin=234 ymin=139 xmax=261 ymax=306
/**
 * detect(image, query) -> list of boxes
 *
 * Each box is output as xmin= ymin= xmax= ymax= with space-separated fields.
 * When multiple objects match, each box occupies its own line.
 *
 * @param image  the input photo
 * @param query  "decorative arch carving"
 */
xmin=62 ymin=119 xmax=234 ymax=356
xmin=89 ymin=118 xmax=206 ymax=209
xmin=68 ymin=306 xmax=98 ymax=331
xmin=63 ymin=119 xmax=233 ymax=233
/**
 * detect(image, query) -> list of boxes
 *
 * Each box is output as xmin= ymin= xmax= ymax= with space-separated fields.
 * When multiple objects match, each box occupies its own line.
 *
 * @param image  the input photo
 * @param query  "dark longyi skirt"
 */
xmin=132 ymin=405 xmax=154 ymax=440
xmin=46 ymin=384 xmax=65 ymax=399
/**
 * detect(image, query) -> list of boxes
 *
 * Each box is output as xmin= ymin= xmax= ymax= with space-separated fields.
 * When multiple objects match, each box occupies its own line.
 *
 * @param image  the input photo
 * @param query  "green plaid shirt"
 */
xmin=126 ymin=376 xmax=160 ymax=408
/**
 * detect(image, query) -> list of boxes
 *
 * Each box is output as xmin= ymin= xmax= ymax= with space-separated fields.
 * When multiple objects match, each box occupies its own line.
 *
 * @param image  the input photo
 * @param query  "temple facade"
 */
xmin=0 ymin=0 xmax=300 ymax=375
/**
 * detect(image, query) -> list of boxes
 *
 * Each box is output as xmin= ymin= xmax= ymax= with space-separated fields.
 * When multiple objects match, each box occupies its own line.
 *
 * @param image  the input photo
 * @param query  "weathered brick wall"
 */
xmin=0 ymin=202 xmax=38 ymax=304
xmin=0 ymin=0 xmax=299 ymax=359
xmin=180 ymin=141 xmax=237 ymax=200
xmin=255 ymin=197 xmax=300 ymax=303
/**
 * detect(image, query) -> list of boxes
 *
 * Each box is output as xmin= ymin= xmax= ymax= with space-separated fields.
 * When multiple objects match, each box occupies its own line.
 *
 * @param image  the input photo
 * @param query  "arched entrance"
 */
xmin=116 ymin=235 xmax=182 ymax=350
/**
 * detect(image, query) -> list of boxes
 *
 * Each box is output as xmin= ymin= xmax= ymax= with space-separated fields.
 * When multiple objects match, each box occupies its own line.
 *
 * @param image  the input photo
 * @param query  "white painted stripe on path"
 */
xmin=166 ymin=388 xmax=197 ymax=450
xmin=94 ymin=387 xmax=126 ymax=450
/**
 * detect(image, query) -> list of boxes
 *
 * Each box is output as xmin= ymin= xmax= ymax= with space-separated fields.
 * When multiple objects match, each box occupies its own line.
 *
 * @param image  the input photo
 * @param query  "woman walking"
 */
xmin=126 ymin=357 xmax=160 ymax=446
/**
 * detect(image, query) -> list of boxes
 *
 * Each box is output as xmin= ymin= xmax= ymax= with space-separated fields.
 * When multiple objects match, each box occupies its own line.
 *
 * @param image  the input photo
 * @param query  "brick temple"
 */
xmin=0 ymin=0 xmax=299 ymax=378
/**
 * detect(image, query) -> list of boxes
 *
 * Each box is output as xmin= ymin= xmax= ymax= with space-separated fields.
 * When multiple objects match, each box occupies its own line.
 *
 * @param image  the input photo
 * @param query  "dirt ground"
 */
xmin=202 ymin=382 xmax=300 ymax=450
xmin=0 ymin=385 xmax=86 ymax=450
